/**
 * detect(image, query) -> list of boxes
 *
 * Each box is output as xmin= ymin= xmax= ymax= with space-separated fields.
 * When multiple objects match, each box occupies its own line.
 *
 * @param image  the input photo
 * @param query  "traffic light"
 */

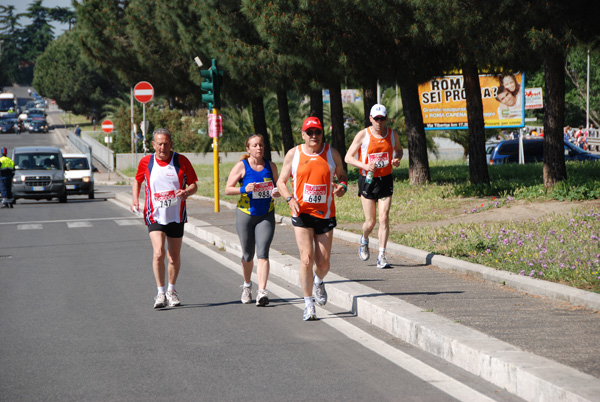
xmin=200 ymin=59 xmax=223 ymax=110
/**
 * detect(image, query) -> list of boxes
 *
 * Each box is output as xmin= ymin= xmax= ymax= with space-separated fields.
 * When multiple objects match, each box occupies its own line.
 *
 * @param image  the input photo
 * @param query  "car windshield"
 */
xmin=65 ymin=157 xmax=89 ymax=170
xmin=15 ymin=153 xmax=62 ymax=170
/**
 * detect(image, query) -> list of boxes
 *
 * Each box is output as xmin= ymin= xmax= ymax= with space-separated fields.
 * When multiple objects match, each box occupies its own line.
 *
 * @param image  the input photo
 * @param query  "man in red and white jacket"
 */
xmin=132 ymin=128 xmax=198 ymax=309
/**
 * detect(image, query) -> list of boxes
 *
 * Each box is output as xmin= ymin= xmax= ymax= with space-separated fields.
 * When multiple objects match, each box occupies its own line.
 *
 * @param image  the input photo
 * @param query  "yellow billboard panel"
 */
xmin=418 ymin=73 xmax=525 ymax=130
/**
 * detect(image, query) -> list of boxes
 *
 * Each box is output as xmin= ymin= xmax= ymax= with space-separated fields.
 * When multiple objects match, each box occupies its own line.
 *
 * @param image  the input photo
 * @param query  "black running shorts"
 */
xmin=358 ymin=173 xmax=394 ymax=200
xmin=291 ymin=213 xmax=337 ymax=235
xmin=148 ymin=221 xmax=185 ymax=238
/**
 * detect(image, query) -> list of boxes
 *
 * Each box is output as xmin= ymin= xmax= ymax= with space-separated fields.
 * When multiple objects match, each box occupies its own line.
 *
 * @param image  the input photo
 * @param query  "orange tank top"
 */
xmin=290 ymin=144 xmax=336 ymax=219
xmin=358 ymin=127 xmax=395 ymax=177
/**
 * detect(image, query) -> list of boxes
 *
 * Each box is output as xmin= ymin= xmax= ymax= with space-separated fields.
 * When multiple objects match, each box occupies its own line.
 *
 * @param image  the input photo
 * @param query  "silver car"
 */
xmin=11 ymin=146 xmax=67 ymax=203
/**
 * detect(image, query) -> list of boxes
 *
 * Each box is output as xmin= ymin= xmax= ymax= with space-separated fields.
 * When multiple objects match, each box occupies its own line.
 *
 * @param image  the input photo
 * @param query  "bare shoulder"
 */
xmin=354 ymin=127 xmax=368 ymax=141
xmin=283 ymin=146 xmax=297 ymax=161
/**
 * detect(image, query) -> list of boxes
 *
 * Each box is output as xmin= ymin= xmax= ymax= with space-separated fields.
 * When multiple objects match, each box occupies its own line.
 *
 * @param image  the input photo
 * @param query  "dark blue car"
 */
xmin=489 ymin=138 xmax=600 ymax=164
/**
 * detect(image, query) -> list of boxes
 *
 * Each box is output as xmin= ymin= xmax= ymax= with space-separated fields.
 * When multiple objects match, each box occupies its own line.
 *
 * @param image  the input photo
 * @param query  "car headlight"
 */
xmin=55 ymin=173 xmax=64 ymax=181
xmin=82 ymin=176 xmax=91 ymax=183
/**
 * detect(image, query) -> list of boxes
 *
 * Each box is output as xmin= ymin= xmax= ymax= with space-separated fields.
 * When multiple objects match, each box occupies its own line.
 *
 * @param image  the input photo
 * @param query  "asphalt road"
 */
xmin=0 ymin=196 xmax=525 ymax=402
xmin=0 ymin=110 xmax=521 ymax=401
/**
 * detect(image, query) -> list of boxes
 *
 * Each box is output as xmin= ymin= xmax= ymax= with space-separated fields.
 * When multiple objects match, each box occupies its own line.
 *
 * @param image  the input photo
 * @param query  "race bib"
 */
xmin=303 ymin=183 xmax=327 ymax=204
xmin=153 ymin=190 xmax=179 ymax=208
xmin=368 ymin=152 xmax=389 ymax=169
xmin=252 ymin=181 xmax=274 ymax=199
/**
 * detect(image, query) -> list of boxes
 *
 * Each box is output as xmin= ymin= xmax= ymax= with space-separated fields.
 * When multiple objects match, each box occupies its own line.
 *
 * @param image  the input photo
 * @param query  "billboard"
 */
xmin=524 ymin=87 xmax=543 ymax=109
xmin=418 ymin=72 xmax=525 ymax=130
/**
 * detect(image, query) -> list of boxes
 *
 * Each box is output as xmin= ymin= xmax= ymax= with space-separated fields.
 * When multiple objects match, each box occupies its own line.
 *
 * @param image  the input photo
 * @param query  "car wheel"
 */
xmin=59 ymin=192 xmax=67 ymax=203
xmin=88 ymin=191 xmax=95 ymax=200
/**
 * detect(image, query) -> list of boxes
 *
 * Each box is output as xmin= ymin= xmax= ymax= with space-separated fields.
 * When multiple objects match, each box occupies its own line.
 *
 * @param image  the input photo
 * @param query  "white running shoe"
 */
xmin=303 ymin=305 xmax=317 ymax=321
xmin=359 ymin=236 xmax=370 ymax=261
xmin=166 ymin=290 xmax=181 ymax=307
xmin=313 ymin=281 xmax=327 ymax=306
xmin=377 ymin=254 xmax=391 ymax=269
xmin=241 ymin=284 xmax=252 ymax=304
xmin=154 ymin=293 xmax=167 ymax=309
xmin=256 ymin=289 xmax=270 ymax=306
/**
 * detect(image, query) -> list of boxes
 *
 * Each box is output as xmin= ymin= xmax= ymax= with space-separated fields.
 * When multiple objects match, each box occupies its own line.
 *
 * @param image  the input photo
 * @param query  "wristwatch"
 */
xmin=286 ymin=196 xmax=293 ymax=203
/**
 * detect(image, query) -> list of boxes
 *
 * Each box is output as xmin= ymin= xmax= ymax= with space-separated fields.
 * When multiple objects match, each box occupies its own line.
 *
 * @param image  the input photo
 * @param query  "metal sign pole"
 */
xmin=213 ymin=108 xmax=220 ymax=213
xmin=131 ymin=87 xmax=134 ymax=169
xmin=518 ymin=129 xmax=525 ymax=164
xmin=143 ymin=103 xmax=147 ymax=155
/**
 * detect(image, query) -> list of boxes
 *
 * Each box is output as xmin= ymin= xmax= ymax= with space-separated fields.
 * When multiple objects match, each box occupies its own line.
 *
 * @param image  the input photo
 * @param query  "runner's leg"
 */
xmin=294 ymin=226 xmax=316 ymax=297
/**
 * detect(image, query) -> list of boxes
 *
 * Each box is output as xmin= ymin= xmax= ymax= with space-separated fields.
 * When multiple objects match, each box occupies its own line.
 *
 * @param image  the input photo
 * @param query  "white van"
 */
xmin=63 ymin=153 xmax=95 ymax=199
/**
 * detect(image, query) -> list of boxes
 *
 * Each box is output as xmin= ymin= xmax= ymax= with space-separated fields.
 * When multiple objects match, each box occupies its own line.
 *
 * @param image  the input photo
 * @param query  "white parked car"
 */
xmin=63 ymin=153 xmax=96 ymax=199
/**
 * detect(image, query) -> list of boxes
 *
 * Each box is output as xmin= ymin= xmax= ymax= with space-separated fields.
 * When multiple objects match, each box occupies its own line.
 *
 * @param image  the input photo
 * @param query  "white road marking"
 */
xmin=114 ymin=219 xmax=143 ymax=226
xmin=17 ymin=224 xmax=43 ymax=230
xmin=1 ymin=216 xmax=139 ymax=226
xmin=66 ymin=221 xmax=93 ymax=228
xmin=182 ymin=236 xmax=497 ymax=402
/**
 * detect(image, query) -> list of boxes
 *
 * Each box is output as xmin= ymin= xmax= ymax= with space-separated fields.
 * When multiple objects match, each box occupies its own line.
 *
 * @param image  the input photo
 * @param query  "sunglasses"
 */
xmin=306 ymin=130 xmax=322 ymax=136
xmin=373 ymin=116 xmax=387 ymax=122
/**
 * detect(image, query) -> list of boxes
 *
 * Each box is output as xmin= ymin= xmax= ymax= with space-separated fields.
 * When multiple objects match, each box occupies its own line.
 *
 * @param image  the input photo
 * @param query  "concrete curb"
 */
xmin=114 ymin=192 xmax=600 ymax=401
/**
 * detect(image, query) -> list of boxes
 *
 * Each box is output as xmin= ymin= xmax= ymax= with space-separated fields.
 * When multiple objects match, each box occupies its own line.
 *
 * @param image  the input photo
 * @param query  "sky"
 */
xmin=0 ymin=0 xmax=74 ymax=37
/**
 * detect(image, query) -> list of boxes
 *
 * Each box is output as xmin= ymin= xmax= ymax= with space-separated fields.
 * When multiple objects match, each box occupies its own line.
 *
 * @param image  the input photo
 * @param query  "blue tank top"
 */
xmin=237 ymin=158 xmax=275 ymax=216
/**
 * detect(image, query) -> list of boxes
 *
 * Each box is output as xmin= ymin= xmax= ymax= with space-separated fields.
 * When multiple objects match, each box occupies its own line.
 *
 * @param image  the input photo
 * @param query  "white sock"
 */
xmin=167 ymin=283 xmax=175 ymax=292
xmin=379 ymin=248 xmax=385 ymax=257
xmin=157 ymin=286 xmax=165 ymax=294
xmin=244 ymin=282 xmax=252 ymax=288
xmin=313 ymin=275 xmax=323 ymax=285
xmin=304 ymin=297 xmax=314 ymax=307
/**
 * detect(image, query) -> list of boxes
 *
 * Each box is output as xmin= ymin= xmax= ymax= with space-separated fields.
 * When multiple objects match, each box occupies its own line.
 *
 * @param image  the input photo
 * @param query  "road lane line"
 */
xmin=0 ymin=216 xmax=139 ymax=226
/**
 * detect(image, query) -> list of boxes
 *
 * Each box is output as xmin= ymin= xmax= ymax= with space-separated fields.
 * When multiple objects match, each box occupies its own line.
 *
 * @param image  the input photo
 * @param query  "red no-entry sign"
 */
xmin=134 ymin=81 xmax=154 ymax=103
xmin=101 ymin=119 xmax=114 ymax=133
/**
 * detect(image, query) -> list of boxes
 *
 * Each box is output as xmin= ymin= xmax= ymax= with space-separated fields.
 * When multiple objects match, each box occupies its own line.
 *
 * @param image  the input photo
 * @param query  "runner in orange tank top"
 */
xmin=345 ymin=104 xmax=403 ymax=269
xmin=277 ymin=117 xmax=347 ymax=321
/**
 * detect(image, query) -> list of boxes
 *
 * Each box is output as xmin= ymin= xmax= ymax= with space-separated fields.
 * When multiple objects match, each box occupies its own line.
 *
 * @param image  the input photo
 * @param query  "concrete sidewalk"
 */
xmin=112 ymin=192 xmax=600 ymax=402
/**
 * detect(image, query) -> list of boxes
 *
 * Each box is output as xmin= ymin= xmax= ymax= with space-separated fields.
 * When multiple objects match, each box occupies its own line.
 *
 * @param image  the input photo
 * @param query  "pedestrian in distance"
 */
xmin=131 ymin=128 xmax=199 ymax=309
xmin=344 ymin=104 xmax=403 ymax=269
xmin=0 ymin=147 xmax=15 ymax=208
xmin=277 ymin=117 xmax=348 ymax=321
xmin=225 ymin=134 xmax=280 ymax=306
xmin=75 ymin=125 xmax=81 ymax=137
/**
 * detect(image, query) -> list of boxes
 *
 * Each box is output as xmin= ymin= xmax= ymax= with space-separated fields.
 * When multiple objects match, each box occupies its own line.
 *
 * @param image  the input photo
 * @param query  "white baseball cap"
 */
xmin=370 ymin=104 xmax=387 ymax=118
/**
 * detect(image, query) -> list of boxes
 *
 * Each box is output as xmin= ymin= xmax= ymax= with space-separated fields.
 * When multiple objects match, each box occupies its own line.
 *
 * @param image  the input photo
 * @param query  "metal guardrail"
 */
xmin=67 ymin=131 xmax=114 ymax=171
xmin=586 ymin=130 xmax=600 ymax=154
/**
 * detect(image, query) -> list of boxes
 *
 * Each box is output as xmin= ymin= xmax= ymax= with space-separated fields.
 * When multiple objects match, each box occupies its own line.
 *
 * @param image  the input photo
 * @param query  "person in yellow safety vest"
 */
xmin=0 ymin=147 xmax=15 ymax=208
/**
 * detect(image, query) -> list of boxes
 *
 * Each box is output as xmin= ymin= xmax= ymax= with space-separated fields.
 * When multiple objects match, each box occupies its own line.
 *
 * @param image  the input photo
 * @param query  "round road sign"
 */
xmin=101 ymin=119 xmax=114 ymax=133
xmin=134 ymin=81 xmax=154 ymax=103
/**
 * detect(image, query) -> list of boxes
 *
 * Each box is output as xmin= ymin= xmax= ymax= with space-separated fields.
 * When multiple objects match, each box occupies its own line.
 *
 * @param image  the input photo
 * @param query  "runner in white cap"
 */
xmin=345 ymin=104 xmax=403 ymax=269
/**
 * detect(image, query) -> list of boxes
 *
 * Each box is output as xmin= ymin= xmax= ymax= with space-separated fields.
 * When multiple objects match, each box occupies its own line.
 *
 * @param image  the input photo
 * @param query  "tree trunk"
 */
xmin=329 ymin=81 xmax=347 ymax=171
xmin=462 ymin=60 xmax=490 ymax=186
xmin=251 ymin=96 xmax=272 ymax=161
xmin=363 ymin=80 xmax=377 ymax=128
xmin=310 ymin=89 xmax=323 ymax=124
xmin=399 ymin=78 xmax=431 ymax=185
xmin=277 ymin=89 xmax=294 ymax=154
xmin=543 ymin=48 xmax=568 ymax=187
